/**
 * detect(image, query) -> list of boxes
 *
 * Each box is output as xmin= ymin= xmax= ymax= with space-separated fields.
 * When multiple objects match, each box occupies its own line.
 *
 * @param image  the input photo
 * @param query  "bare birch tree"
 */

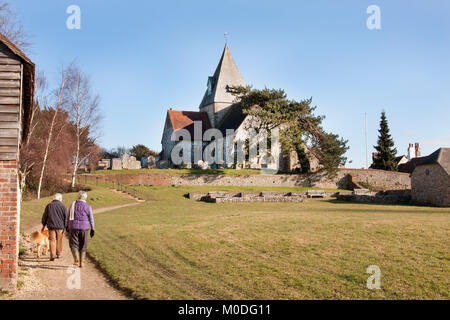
xmin=36 ymin=65 xmax=72 ymax=199
xmin=66 ymin=65 xmax=102 ymax=188
xmin=18 ymin=71 xmax=46 ymax=195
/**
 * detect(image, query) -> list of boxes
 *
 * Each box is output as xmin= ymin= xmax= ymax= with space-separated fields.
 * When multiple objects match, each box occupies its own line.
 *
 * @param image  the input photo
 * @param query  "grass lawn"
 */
xmin=91 ymin=168 xmax=276 ymax=175
xmin=20 ymin=186 xmax=136 ymax=231
xmin=87 ymin=185 xmax=450 ymax=299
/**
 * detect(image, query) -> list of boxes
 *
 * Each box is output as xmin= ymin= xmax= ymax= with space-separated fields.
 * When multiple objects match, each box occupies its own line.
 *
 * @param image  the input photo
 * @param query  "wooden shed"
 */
xmin=0 ymin=32 xmax=35 ymax=291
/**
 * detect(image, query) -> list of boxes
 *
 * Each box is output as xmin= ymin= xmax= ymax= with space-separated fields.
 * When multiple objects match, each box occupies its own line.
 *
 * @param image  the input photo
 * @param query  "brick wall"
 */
xmin=0 ymin=160 xmax=19 ymax=291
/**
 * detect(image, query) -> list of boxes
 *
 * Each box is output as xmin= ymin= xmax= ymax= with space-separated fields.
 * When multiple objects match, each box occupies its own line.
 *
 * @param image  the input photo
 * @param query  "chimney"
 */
xmin=407 ymin=143 xmax=416 ymax=160
xmin=415 ymin=143 xmax=421 ymax=157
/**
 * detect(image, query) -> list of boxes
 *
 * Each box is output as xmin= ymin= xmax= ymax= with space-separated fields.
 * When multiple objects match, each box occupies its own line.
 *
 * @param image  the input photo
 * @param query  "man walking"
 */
xmin=68 ymin=190 xmax=95 ymax=268
xmin=41 ymin=193 xmax=68 ymax=261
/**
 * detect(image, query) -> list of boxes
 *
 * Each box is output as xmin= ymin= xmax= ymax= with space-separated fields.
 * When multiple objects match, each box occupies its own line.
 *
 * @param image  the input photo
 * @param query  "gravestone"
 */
xmin=158 ymin=160 xmax=169 ymax=169
xmin=111 ymin=158 xmax=122 ymax=170
xmin=147 ymin=156 xmax=157 ymax=168
xmin=97 ymin=158 xmax=111 ymax=170
xmin=122 ymin=153 xmax=141 ymax=169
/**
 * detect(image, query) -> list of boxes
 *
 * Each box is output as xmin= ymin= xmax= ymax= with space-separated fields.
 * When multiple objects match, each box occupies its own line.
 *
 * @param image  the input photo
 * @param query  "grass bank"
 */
xmin=87 ymin=185 xmax=450 ymax=299
xmin=20 ymin=186 xmax=136 ymax=231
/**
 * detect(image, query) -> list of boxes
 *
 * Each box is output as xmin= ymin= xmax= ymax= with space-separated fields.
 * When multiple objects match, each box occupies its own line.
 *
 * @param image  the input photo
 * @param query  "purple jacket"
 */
xmin=68 ymin=201 xmax=95 ymax=231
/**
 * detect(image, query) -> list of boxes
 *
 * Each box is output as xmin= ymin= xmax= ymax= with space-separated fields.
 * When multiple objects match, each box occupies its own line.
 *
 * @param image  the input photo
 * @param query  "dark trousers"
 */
xmin=69 ymin=230 xmax=89 ymax=253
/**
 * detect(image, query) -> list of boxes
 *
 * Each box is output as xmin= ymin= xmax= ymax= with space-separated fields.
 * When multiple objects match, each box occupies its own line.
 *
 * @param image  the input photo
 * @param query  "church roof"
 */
xmin=199 ymin=44 xmax=246 ymax=108
xmin=167 ymin=109 xmax=211 ymax=137
xmin=217 ymin=104 xmax=247 ymax=135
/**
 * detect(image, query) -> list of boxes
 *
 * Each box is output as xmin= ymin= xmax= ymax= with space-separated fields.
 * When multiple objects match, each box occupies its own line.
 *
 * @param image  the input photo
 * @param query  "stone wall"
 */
xmin=336 ymin=169 xmax=411 ymax=190
xmin=81 ymin=173 xmax=172 ymax=186
xmin=411 ymin=164 xmax=450 ymax=207
xmin=337 ymin=190 xmax=412 ymax=205
xmin=160 ymin=115 xmax=176 ymax=161
xmin=0 ymin=160 xmax=19 ymax=291
xmin=81 ymin=168 xmax=411 ymax=190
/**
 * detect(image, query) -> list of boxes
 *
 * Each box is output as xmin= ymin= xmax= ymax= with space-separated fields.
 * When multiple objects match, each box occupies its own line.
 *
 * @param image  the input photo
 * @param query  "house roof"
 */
xmin=395 ymin=155 xmax=407 ymax=163
xmin=199 ymin=44 xmax=246 ymax=109
xmin=167 ymin=109 xmax=211 ymax=138
xmin=414 ymin=147 xmax=450 ymax=174
xmin=398 ymin=157 xmax=421 ymax=173
xmin=0 ymin=32 xmax=35 ymax=144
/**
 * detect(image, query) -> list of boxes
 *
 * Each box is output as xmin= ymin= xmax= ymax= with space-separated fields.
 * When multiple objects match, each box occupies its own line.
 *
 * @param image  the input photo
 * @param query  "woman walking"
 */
xmin=68 ymin=190 xmax=95 ymax=267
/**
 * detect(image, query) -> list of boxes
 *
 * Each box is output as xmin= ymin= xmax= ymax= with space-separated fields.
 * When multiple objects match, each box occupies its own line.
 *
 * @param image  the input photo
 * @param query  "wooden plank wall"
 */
xmin=0 ymin=42 xmax=22 ymax=161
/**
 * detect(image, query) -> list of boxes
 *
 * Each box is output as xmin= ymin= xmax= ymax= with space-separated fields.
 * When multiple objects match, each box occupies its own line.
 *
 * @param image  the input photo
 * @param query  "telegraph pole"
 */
xmin=365 ymin=112 xmax=368 ymax=169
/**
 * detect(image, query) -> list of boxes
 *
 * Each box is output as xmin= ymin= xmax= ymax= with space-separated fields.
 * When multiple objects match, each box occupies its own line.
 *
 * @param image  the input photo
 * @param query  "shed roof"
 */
xmin=0 ymin=32 xmax=35 ymax=144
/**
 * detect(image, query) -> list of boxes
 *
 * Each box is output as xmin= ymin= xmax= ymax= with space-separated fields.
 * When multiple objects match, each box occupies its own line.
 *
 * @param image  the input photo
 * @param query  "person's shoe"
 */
xmin=56 ymin=255 xmax=60 ymax=259
xmin=71 ymin=248 xmax=80 ymax=267
xmin=79 ymin=251 xmax=86 ymax=268
xmin=49 ymin=257 xmax=55 ymax=262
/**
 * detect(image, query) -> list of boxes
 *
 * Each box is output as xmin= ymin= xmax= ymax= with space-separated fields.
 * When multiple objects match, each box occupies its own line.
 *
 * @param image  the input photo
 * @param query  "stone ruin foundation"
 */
xmin=190 ymin=191 xmax=309 ymax=203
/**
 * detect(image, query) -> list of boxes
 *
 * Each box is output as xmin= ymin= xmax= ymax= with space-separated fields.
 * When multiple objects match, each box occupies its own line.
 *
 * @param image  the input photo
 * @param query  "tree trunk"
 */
xmin=71 ymin=118 xmax=81 ymax=189
xmin=36 ymin=67 xmax=70 ymax=198
xmin=71 ymin=136 xmax=80 ymax=188
xmin=37 ymin=129 xmax=53 ymax=199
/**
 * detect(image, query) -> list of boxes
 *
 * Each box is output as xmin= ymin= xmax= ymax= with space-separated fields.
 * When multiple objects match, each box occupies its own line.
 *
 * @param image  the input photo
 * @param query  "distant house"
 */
xmin=0 ymin=33 xmax=35 ymax=291
xmin=411 ymin=148 xmax=450 ymax=207
xmin=395 ymin=155 xmax=408 ymax=167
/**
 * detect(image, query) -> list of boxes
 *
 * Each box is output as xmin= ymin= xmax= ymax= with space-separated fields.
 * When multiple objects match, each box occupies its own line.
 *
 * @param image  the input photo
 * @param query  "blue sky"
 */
xmin=12 ymin=0 xmax=450 ymax=168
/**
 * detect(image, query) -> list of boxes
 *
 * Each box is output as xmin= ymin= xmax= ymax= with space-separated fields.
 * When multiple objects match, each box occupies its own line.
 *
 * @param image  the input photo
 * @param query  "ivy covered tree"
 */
xmin=230 ymin=86 xmax=348 ymax=176
xmin=371 ymin=111 xmax=397 ymax=171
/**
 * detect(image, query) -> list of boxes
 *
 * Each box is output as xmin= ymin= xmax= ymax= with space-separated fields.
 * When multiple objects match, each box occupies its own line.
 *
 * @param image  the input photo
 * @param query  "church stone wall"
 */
xmin=199 ymin=104 xmax=215 ymax=128
xmin=161 ymin=117 xmax=176 ymax=161
xmin=213 ymin=102 xmax=233 ymax=126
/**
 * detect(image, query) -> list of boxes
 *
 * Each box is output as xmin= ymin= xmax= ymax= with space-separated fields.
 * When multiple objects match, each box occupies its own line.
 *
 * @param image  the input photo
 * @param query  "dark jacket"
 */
xmin=42 ymin=200 xmax=68 ymax=230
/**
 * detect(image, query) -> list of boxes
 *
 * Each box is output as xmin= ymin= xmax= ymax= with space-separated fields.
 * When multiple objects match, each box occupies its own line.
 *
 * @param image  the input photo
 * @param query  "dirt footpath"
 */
xmin=4 ymin=202 xmax=143 ymax=300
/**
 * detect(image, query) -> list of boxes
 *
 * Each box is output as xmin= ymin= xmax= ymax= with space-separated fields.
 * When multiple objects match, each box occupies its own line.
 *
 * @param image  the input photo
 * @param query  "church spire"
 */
xmin=199 ymin=44 xmax=246 ymax=110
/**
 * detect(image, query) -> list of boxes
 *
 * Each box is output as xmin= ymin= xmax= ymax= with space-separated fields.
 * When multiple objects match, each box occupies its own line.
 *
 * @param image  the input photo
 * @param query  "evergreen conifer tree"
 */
xmin=371 ymin=111 xmax=397 ymax=171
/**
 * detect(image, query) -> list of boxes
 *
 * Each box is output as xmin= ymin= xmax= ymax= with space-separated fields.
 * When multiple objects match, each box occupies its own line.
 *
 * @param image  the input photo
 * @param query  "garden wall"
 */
xmin=80 ymin=168 xmax=411 ymax=190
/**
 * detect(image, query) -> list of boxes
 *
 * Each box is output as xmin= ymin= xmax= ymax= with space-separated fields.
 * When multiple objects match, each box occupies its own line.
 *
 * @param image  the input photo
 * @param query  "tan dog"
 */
xmin=30 ymin=230 xmax=49 ymax=258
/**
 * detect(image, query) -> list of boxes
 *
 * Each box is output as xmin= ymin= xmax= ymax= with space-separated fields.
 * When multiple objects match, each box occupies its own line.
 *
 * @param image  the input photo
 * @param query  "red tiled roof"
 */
xmin=168 ymin=110 xmax=211 ymax=137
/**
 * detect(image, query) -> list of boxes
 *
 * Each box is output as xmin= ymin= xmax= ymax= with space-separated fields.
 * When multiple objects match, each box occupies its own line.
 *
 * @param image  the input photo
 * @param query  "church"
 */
xmin=160 ymin=44 xmax=316 ymax=171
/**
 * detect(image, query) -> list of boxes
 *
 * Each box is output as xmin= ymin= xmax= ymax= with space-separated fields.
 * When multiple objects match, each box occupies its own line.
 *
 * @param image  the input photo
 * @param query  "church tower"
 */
xmin=199 ymin=44 xmax=246 ymax=127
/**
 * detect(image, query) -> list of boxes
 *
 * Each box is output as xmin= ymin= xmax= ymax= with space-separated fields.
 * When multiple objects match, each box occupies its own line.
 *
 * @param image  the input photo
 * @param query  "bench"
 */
xmin=306 ymin=190 xmax=326 ymax=198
